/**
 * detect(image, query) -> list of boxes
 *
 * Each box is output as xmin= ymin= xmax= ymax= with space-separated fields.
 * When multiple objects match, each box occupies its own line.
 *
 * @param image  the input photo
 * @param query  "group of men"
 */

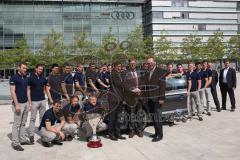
xmin=9 ymin=56 xmax=236 ymax=151
xmin=165 ymin=59 xmax=236 ymax=121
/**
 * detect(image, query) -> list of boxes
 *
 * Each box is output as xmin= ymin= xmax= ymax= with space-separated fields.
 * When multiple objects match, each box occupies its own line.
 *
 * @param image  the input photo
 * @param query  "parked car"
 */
xmin=117 ymin=75 xmax=188 ymax=131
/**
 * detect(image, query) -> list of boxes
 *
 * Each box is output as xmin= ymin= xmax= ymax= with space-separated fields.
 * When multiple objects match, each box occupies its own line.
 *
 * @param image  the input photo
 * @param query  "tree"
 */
xmin=39 ymin=29 xmax=66 ymax=66
xmin=10 ymin=38 xmax=36 ymax=67
xmin=69 ymin=31 xmax=97 ymax=65
xmin=0 ymin=38 xmax=35 ymax=68
xmin=126 ymin=25 xmax=152 ymax=60
xmin=97 ymin=27 xmax=120 ymax=64
xmin=154 ymin=31 xmax=176 ymax=62
xmin=71 ymin=32 xmax=96 ymax=56
xmin=181 ymin=32 xmax=206 ymax=61
xmin=206 ymin=30 xmax=225 ymax=60
xmin=227 ymin=32 xmax=240 ymax=62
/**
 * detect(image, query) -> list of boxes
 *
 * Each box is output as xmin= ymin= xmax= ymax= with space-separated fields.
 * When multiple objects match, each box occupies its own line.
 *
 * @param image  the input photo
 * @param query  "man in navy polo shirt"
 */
xmin=186 ymin=62 xmax=203 ymax=121
xmin=10 ymin=62 xmax=33 ymax=151
xmin=195 ymin=62 xmax=208 ymax=115
xmin=202 ymin=60 xmax=213 ymax=115
xmin=96 ymin=64 xmax=110 ymax=90
xmin=48 ymin=63 xmax=62 ymax=104
xmin=61 ymin=95 xmax=81 ymax=141
xmin=61 ymin=63 xmax=74 ymax=107
xmin=85 ymin=63 xmax=99 ymax=94
xmin=39 ymin=100 xmax=65 ymax=147
xmin=74 ymin=63 xmax=86 ymax=106
xmin=27 ymin=64 xmax=52 ymax=143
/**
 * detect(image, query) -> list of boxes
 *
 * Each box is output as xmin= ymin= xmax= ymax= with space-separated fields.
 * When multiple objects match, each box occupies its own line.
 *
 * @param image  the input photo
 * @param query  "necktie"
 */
xmin=132 ymin=71 xmax=138 ymax=88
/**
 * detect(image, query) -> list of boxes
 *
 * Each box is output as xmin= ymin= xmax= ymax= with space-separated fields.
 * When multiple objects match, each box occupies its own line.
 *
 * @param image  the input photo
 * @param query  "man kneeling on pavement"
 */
xmin=78 ymin=93 xmax=107 ymax=141
xmin=39 ymin=100 xmax=65 ymax=147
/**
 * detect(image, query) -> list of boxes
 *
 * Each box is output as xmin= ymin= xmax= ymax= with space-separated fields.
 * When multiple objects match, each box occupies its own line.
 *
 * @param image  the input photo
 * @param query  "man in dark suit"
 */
xmin=207 ymin=62 xmax=221 ymax=112
xmin=124 ymin=58 xmax=143 ymax=138
xmin=144 ymin=56 xmax=166 ymax=142
xmin=219 ymin=59 xmax=237 ymax=112
xmin=108 ymin=61 xmax=126 ymax=141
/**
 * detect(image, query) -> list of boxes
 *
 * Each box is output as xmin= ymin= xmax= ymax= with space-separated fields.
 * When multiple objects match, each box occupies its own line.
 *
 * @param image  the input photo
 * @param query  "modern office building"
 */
xmin=0 ymin=0 xmax=240 ymax=52
xmin=147 ymin=0 xmax=240 ymax=48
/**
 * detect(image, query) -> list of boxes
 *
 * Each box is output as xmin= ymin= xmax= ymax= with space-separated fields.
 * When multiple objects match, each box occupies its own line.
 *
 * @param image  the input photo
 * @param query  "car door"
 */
xmin=162 ymin=75 xmax=187 ymax=112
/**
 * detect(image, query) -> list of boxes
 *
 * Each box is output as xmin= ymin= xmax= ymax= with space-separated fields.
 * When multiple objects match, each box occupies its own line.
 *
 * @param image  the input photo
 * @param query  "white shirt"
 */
xmin=223 ymin=67 xmax=229 ymax=83
xmin=149 ymin=66 xmax=156 ymax=80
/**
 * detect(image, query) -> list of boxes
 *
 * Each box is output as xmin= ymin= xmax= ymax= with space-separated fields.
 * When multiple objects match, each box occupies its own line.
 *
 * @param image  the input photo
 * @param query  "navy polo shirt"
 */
xmin=9 ymin=73 xmax=28 ymax=103
xmin=85 ymin=70 xmax=97 ymax=87
xmin=74 ymin=71 xmax=85 ymax=88
xmin=186 ymin=71 xmax=201 ymax=92
xmin=83 ymin=102 xmax=101 ymax=112
xmin=48 ymin=73 xmax=62 ymax=101
xmin=61 ymin=103 xmax=80 ymax=123
xmin=206 ymin=69 xmax=213 ymax=88
xmin=39 ymin=108 xmax=63 ymax=130
xmin=61 ymin=73 xmax=74 ymax=96
xmin=197 ymin=70 xmax=208 ymax=89
xmin=28 ymin=73 xmax=48 ymax=101
xmin=100 ymin=71 xmax=110 ymax=85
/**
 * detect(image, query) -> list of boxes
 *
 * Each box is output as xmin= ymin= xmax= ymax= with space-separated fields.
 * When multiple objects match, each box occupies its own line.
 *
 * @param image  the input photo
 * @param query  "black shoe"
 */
xmin=199 ymin=117 xmax=203 ymax=121
xmin=12 ymin=144 xmax=24 ymax=151
xmin=152 ymin=136 xmax=162 ymax=142
xmin=115 ymin=134 xmax=126 ymax=140
xmin=149 ymin=134 xmax=156 ymax=138
xmin=52 ymin=140 xmax=63 ymax=145
xmin=207 ymin=112 xmax=211 ymax=116
xmin=20 ymin=140 xmax=34 ymax=145
xmin=128 ymin=131 xmax=135 ymax=138
xmin=221 ymin=107 xmax=226 ymax=110
xmin=42 ymin=141 xmax=53 ymax=147
xmin=109 ymin=135 xmax=118 ymax=141
xmin=217 ymin=108 xmax=221 ymax=112
xmin=65 ymin=135 xmax=73 ymax=141
xmin=30 ymin=136 xmax=34 ymax=144
xmin=230 ymin=109 xmax=235 ymax=112
xmin=137 ymin=132 xmax=143 ymax=138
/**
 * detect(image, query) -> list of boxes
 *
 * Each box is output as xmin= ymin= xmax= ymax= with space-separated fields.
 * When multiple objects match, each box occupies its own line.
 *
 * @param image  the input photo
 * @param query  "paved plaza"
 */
xmin=0 ymin=74 xmax=239 ymax=160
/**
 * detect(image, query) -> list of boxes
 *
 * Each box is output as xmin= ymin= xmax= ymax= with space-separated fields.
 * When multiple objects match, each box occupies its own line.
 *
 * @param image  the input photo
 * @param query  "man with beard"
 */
xmin=39 ymin=100 xmax=65 ymax=147
xmin=10 ymin=62 xmax=33 ymax=151
xmin=27 ymin=64 xmax=52 ymax=144
xmin=74 ymin=63 xmax=86 ymax=106
xmin=61 ymin=63 xmax=74 ymax=107
xmin=61 ymin=96 xmax=81 ymax=141
xmin=48 ymin=64 xmax=62 ymax=104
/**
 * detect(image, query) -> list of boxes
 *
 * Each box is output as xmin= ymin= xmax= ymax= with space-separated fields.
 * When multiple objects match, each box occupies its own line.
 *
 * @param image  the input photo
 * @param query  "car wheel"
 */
xmin=118 ymin=106 xmax=129 ymax=131
xmin=137 ymin=107 xmax=148 ymax=130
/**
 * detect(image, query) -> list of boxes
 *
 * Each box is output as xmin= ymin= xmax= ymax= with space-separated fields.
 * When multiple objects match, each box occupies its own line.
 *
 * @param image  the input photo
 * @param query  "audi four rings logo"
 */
xmin=111 ymin=11 xmax=135 ymax=20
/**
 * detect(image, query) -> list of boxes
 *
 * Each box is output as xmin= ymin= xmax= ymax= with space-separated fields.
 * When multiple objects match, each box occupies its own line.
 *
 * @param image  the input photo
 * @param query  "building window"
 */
xmin=198 ymin=24 xmax=206 ymax=31
xmin=238 ymin=25 xmax=240 ymax=31
xmin=172 ymin=0 xmax=185 ymax=7
xmin=181 ymin=12 xmax=188 ymax=19
xmin=237 ymin=2 xmax=240 ymax=11
xmin=152 ymin=12 xmax=163 ymax=19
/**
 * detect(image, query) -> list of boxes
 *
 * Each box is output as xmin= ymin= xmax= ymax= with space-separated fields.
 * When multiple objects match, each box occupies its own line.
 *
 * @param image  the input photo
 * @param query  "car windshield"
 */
xmin=166 ymin=75 xmax=187 ymax=91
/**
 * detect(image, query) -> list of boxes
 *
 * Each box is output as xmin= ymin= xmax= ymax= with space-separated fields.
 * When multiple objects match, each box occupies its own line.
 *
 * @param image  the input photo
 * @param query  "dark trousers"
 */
xmin=210 ymin=87 xmax=220 ymax=110
xmin=148 ymin=99 xmax=163 ymax=137
xmin=108 ymin=102 xmax=122 ymax=136
xmin=220 ymin=83 xmax=236 ymax=109
xmin=128 ymin=106 xmax=143 ymax=134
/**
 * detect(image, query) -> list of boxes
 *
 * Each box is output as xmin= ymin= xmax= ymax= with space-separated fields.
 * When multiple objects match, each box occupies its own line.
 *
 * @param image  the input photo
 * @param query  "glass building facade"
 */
xmin=0 ymin=0 xmax=239 ymax=53
xmin=0 ymin=0 xmax=144 ymax=52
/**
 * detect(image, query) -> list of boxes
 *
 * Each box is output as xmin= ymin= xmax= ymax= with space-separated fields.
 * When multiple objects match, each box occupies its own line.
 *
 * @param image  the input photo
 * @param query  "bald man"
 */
xmin=144 ymin=56 xmax=166 ymax=142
